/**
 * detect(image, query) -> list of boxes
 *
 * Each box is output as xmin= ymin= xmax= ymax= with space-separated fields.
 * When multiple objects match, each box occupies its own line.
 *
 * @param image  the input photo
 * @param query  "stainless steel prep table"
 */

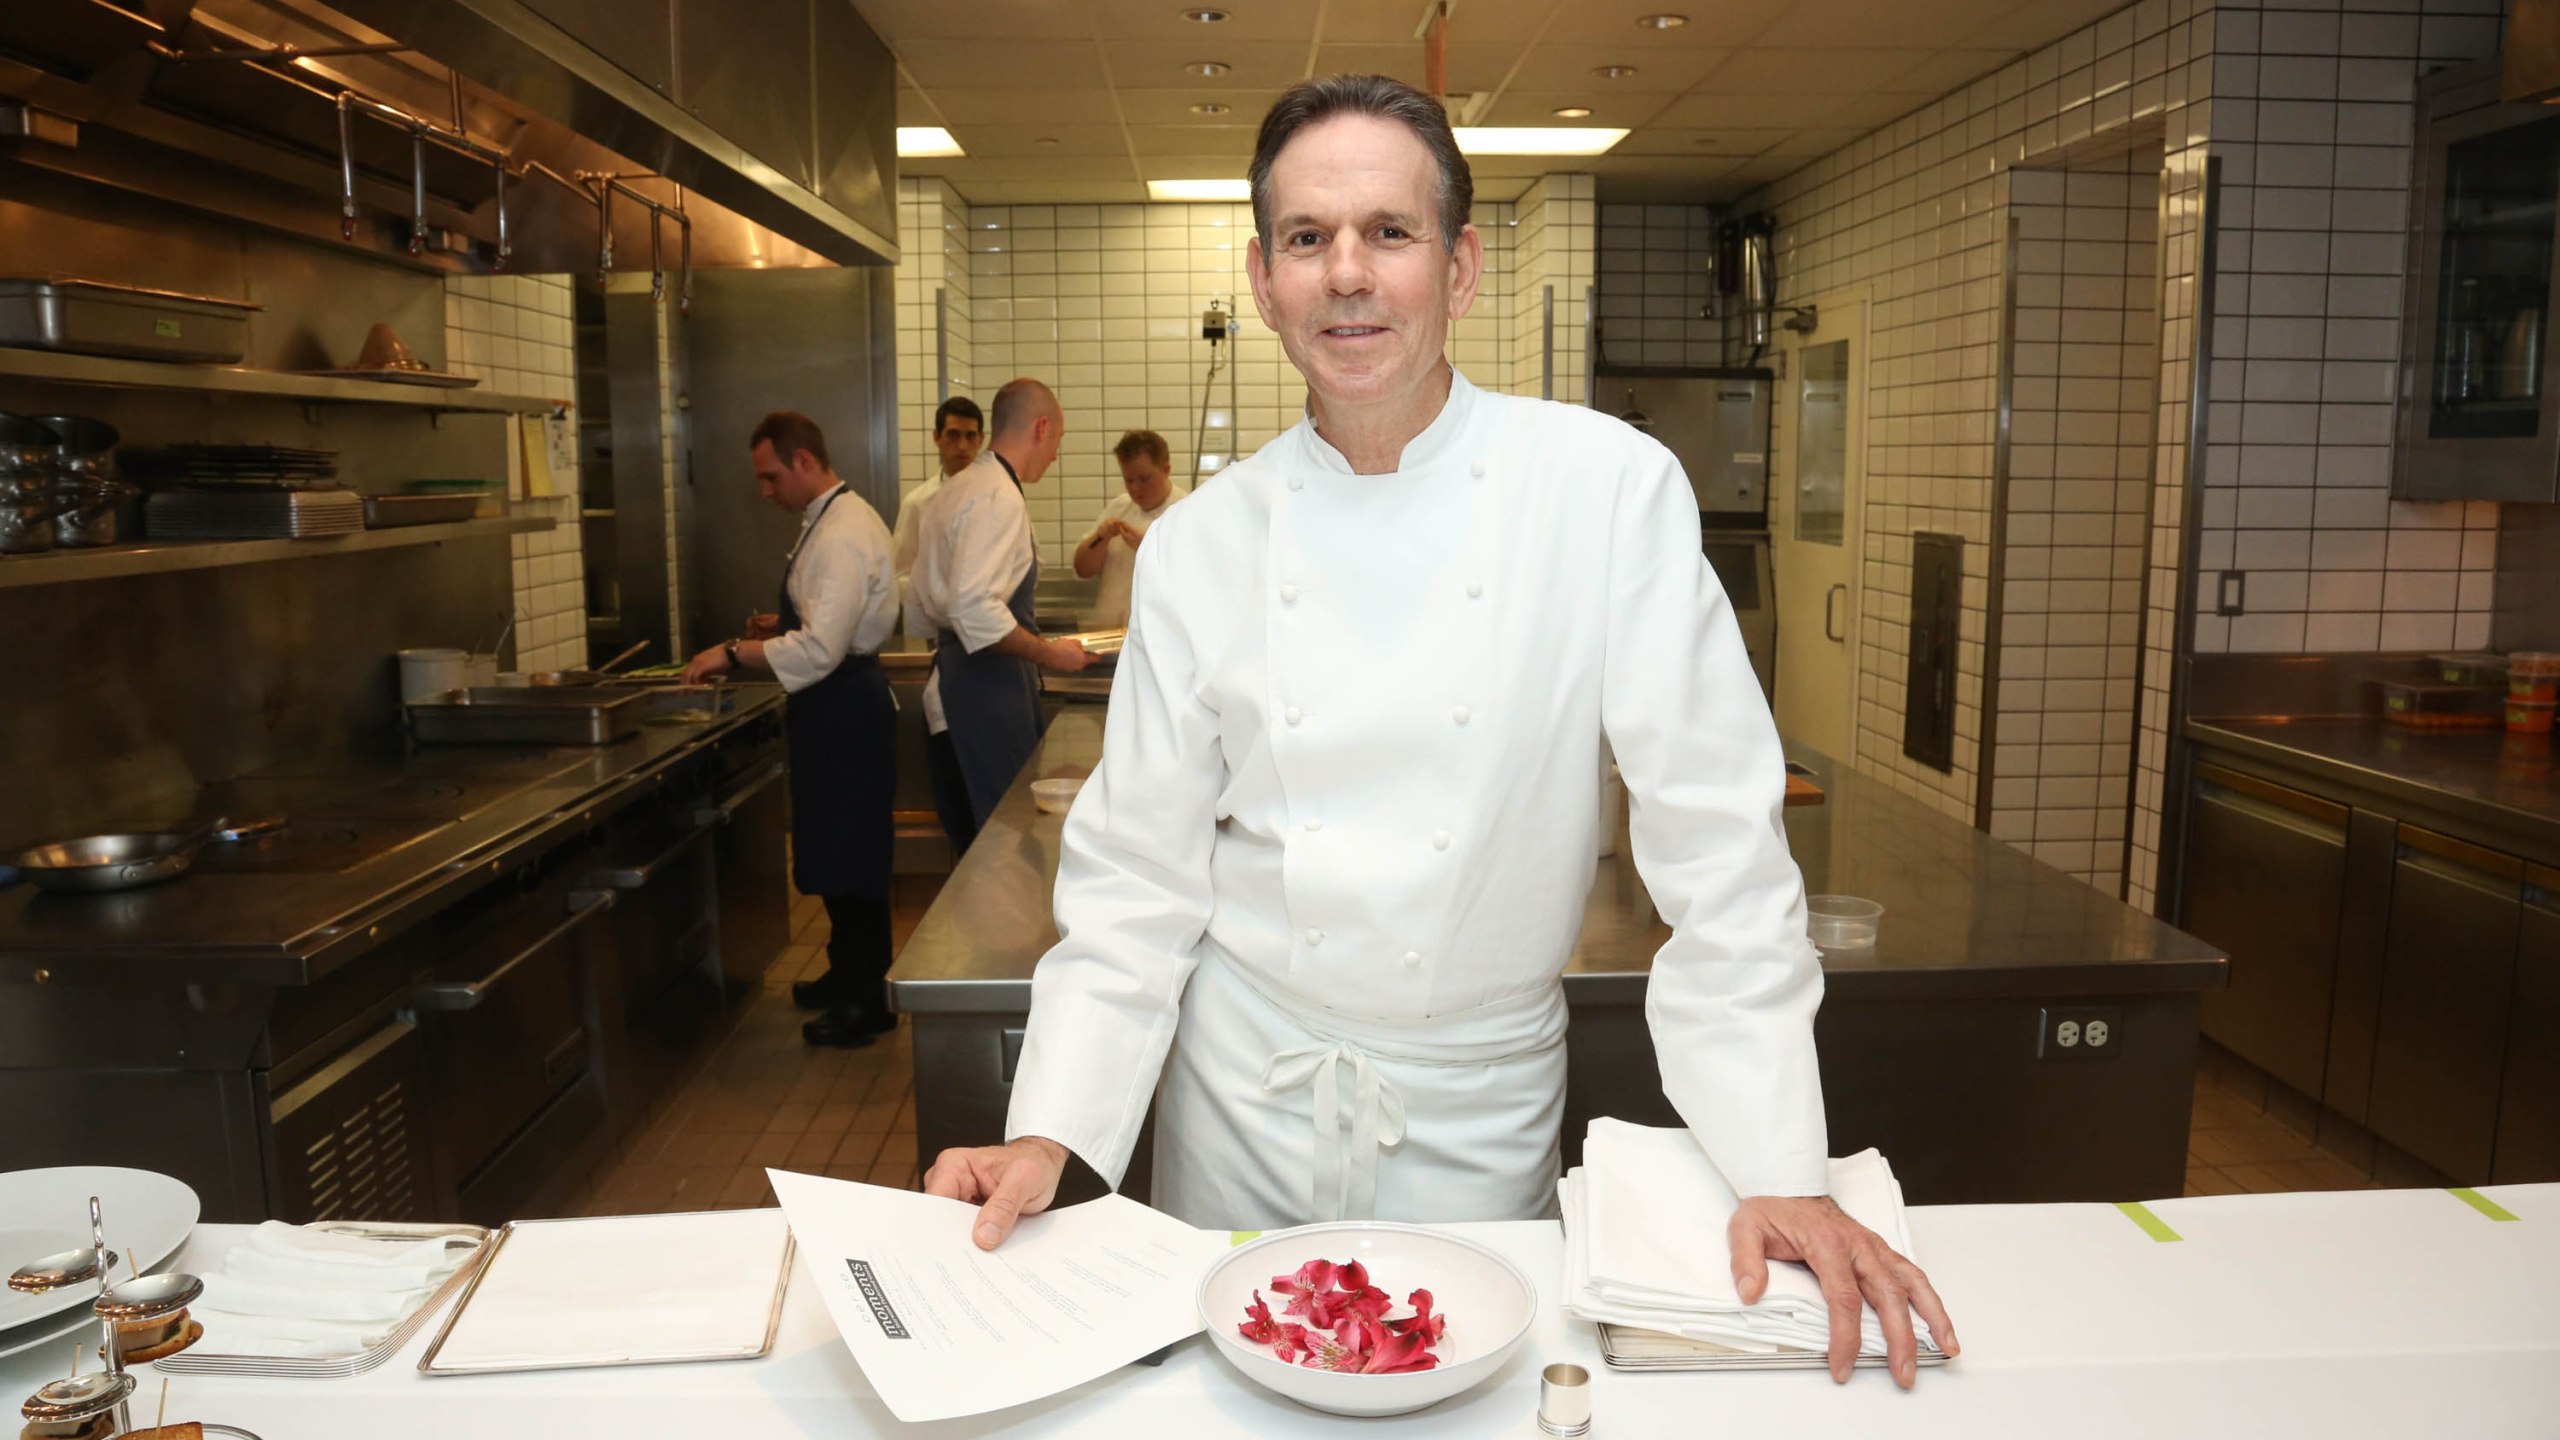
xmin=889 ymin=715 xmax=2225 ymax=1206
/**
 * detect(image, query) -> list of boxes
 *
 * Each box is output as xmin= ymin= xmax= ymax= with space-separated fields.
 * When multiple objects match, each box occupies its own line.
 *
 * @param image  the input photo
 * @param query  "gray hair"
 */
xmin=1248 ymin=74 xmax=1473 ymax=265
xmin=988 ymin=376 xmax=1059 ymax=439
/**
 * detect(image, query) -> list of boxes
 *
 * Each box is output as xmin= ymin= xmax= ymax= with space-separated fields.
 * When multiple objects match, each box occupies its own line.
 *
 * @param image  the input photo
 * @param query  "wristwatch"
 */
xmin=724 ymin=640 xmax=741 ymax=671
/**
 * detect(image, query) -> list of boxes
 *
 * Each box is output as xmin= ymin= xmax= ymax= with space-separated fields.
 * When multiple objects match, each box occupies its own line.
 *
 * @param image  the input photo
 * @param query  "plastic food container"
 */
xmin=1806 ymin=895 xmax=1884 ymax=952
xmin=2433 ymin=652 xmax=2510 ymax=687
xmin=2379 ymin=681 xmax=2503 ymax=729
xmin=396 ymin=647 xmax=468 ymax=702
xmin=2508 ymin=699 xmax=2557 ymax=735
xmin=2509 ymin=652 xmax=2560 ymax=705
xmin=1030 ymin=777 xmax=1083 ymax=814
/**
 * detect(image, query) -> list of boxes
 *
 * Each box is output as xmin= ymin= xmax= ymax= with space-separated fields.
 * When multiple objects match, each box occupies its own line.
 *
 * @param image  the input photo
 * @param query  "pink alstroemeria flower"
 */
xmin=1239 ymin=1258 xmax=1451 ymax=1374
xmin=1238 ymin=1290 xmax=1283 ymax=1347
xmin=1385 ymin=1288 xmax=1447 ymax=1345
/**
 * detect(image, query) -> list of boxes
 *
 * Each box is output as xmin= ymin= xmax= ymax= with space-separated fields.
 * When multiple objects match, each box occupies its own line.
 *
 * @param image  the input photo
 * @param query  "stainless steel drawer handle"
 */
xmin=406 ymin=890 xmax=616 ymax=1014
xmin=693 ymin=760 xmax=786 ymax=828
xmin=587 ymin=829 xmax=711 ymax=890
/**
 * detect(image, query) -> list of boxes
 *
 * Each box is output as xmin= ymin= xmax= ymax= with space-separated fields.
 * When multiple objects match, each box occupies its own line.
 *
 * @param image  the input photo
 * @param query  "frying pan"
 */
xmin=14 ymin=816 xmax=285 ymax=894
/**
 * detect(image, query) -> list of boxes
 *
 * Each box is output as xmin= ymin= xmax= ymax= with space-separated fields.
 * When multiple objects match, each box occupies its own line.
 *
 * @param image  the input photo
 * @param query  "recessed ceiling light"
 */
xmin=1191 ymin=101 xmax=1233 ymax=116
xmin=1149 ymin=178 xmax=1252 ymax=200
xmin=1552 ymin=105 xmax=1594 ymax=119
xmin=896 ymin=126 xmax=964 ymax=158
xmin=1182 ymin=7 xmax=1230 ymax=20
xmin=1453 ymin=127 xmax=1630 ymax=156
xmin=1592 ymin=65 xmax=1639 ymax=80
xmin=1636 ymin=13 xmax=1688 ymax=27
xmin=1185 ymin=60 xmax=1232 ymax=77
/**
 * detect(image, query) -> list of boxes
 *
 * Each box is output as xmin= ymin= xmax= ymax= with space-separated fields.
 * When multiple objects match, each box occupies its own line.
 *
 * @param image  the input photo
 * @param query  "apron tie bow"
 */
xmin=1260 ymin=1041 xmax=1407 ymax=1222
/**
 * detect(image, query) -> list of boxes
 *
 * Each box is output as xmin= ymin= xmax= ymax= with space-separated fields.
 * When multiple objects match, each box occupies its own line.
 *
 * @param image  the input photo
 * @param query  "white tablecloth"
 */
xmin=9 ymin=1184 xmax=2557 ymax=1438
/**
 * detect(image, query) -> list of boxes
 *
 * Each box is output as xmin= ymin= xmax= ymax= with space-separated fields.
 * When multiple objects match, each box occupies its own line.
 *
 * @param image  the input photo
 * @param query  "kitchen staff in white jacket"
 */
xmin=894 ymin=395 xmax=984 ymax=639
xmin=1069 ymin=428 xmax=1186 ymax=629
xmin=925 ymin=74 xmax=1958 ymax=1388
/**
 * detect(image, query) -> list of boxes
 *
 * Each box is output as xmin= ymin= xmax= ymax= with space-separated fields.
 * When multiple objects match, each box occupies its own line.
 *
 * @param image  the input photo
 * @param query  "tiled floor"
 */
xmin=566 ymin=877 xmax=941 ymax=1217
xmin=571 ymin=890 xmax=2375 ymax=1213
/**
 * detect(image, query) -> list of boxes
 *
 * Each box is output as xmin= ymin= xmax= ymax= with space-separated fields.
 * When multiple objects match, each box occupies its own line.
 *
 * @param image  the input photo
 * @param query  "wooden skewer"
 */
xmin=67 ymin=1338 xmax=80 ymax=1377
xmin=155 ymin=1376 xmax=168 ymax=1433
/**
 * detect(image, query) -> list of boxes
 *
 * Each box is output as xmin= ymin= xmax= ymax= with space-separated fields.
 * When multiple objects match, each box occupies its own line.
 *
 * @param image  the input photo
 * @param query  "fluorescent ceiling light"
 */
xmin=1149 ymin=179 xmax=1251 ymax=201
xmin=897 ymin=127 xmax=965 ymax=158
xmin=1454 ymin=127 xmax=1630 ymax=156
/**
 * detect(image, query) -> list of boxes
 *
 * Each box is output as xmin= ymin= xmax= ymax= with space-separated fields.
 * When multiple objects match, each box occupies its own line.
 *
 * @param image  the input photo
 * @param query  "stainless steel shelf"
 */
xmin=0 ymin=348 xmax=561 ymax=414
xmin=0 ymin=516 xmax=552 ymax=589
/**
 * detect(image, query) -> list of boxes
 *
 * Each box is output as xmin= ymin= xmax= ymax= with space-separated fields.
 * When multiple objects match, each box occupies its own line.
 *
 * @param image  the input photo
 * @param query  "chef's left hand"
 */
xmin=681 ymin=643 xmax=730 ymax=685
xmin=1729 ymin=1194 xmax=1958 ymax=1388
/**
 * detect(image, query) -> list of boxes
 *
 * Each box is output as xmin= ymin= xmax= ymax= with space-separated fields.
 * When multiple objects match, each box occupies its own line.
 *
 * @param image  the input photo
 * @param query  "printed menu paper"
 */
xmin=768 ymin=1169 xmax=1226 ymax=1422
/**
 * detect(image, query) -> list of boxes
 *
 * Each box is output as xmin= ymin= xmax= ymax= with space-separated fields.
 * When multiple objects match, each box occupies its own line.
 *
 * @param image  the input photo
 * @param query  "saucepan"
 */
xmin=14 ymin=816 xmax=285 ymax=894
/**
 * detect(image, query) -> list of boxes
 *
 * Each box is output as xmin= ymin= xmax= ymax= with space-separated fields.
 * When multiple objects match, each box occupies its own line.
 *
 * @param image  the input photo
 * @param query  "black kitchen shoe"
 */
xmin=802 ymin=1006 xmax=882 ymax=1049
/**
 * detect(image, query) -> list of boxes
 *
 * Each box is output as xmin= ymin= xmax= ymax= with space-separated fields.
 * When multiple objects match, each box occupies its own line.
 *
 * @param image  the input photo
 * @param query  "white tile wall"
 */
xmin=902 ymin=193 xmax=1562 ymax=569
xmin=1599 ymin=204 xmax=1724 ymax=369
xmin=444 ymin=272 xmax=589 ymax=672
xmin=1510 ymin=176 xmax=1596 ymax=405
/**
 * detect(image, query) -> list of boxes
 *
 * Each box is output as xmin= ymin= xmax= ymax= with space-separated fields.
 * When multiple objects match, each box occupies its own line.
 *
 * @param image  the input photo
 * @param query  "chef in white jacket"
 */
xmin=924 ymin=74 xmax=1958 ymax=1388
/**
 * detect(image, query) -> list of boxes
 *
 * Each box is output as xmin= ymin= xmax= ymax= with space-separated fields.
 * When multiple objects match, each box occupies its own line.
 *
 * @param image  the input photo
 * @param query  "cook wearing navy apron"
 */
xmin=931 ymin=453 xmax=1048 ymax=845
xmin=777 ymin=488 xmax=900 ymax=1048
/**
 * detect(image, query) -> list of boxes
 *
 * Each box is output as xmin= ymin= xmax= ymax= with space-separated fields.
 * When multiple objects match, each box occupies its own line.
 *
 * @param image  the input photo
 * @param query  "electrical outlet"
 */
xmin=2037 ymin=1006 xmax=2123 ymax=1061
xmin=2216 ymin=571 xmax=2246 ymax=617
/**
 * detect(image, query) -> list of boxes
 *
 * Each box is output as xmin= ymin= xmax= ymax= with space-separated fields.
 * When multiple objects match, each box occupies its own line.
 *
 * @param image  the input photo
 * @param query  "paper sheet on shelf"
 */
xmin=425 ymin=1209 xmax=789 ymax=1372
xmin=768 ymin=1169 xmax=1225 ymax=1423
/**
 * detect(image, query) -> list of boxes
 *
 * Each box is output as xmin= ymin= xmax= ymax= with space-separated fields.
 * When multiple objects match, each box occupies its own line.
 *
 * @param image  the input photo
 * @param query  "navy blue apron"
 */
xmin=934 ymin=455 xmax=1047 ymax=827
xmin=780 ymin=489 xmax=897 ymax=900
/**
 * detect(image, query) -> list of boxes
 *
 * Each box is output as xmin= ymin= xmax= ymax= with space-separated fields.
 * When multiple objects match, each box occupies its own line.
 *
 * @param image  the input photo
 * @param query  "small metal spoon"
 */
xmin=8 ymin=1245 xmax=119 ymax=1294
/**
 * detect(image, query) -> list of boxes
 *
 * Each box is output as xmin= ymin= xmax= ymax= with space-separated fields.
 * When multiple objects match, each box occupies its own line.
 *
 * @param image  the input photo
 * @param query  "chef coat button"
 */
xmin=1280 ymin=583 xmax=1299 ymax=603
xmin=1288 ymin=475 xmax=1304 ymax=491
xmin=1402 ymin=950 xmax=1423 ymax=969
xmin=1452 ymin=705 xmax=1471 ymax=726
xmin=1285 ymin=706 xmax=1303 ymax=726
xmin=1306 ymin=928 xmax=1324 ymax=946
xmin=1432 ymin=831 xmax=1451 ymax=851
xmin=1470 ymin=459 xmax=1487 ymax=478
xmin=1305 ymin=818 xmax=1323 ymax=832
xmin=1466 ymin=581 xmax=1483 ymax=599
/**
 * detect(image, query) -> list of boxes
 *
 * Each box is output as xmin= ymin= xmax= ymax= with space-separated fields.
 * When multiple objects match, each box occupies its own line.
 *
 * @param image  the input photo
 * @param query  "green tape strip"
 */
xmin=1230 ymin=1230 xmax=1261 ymax=1247
xmin=2116 ymin=1201 xmax=2183 ymax=1243
xmin=2448 ymin=1188 xmax=2521 ymax=1222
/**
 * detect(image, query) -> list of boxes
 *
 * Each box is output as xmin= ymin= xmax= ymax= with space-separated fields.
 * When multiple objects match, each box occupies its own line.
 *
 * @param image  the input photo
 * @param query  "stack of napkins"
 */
xmin=194 ymin=1222 xmax=476 ymax=1358
xmin=1560 ymin=1119 xmax=1936 ymax=1356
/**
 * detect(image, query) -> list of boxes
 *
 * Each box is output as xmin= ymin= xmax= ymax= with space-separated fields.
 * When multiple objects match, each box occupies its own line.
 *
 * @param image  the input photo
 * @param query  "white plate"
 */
xmin=0 ymin=1167 xmax=200 ymax=1331
xmin=0 ymin=1304 xmax=96 ymax=1362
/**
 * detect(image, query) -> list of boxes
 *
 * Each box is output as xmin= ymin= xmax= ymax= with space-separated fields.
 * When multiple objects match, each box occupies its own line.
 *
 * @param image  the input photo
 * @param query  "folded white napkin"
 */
xmin=192 ymin=1223 xmax=472 ymax=1360
xmin=1561 ymin=1119 xmax=1936 ymax=1357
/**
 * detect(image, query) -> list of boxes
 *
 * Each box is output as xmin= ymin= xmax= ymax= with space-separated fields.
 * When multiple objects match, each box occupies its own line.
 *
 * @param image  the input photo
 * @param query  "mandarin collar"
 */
xmin=1304 ymin=365 xmax=1477 ymax=476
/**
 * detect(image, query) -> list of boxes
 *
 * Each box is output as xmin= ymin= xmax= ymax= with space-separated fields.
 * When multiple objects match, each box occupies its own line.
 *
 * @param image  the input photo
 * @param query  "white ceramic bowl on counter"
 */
xmin=1197 ymin=1222 xmax=1536 ymax=1418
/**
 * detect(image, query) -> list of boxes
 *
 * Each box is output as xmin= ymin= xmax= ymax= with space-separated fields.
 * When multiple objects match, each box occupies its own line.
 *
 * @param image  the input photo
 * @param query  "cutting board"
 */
xmin=1784 ymin=773 xmax=1826 ymax=806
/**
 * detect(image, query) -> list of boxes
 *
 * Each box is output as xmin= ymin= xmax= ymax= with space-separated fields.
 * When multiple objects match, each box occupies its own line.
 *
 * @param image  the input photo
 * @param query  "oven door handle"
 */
xmin=406 ymin=890 xmax=616 ymax=1014
xmin=693 ymin=759 xmax=786 ymax=828
xmin=585 ymin=826 xmax=714 ymax=890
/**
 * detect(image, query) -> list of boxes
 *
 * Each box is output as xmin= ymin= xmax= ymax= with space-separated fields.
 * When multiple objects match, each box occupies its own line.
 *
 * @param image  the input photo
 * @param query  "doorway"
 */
xmin=1769 ymin=294 xmax=1869 ymax=762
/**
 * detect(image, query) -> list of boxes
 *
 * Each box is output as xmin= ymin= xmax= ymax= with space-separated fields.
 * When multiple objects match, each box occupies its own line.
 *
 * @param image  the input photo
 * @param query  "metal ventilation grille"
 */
xmin=299 ymin=1078 xmax=420 ymax=1222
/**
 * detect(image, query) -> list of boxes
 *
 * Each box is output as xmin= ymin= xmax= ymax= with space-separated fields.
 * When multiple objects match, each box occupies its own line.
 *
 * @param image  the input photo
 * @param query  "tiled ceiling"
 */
xmin=870 ymin=0 xmax=2138 ymax=205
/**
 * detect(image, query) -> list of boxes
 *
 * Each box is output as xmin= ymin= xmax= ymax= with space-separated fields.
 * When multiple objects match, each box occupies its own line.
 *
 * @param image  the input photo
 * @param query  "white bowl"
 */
xmin=1030 ymin=777 xmax=1083 ymax=814
xmin=1197 ymin=1222 xmax=1536 ymax=1418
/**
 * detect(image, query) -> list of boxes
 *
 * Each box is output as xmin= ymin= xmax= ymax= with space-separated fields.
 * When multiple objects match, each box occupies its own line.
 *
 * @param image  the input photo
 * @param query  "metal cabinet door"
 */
xmin=2370 ymin=827 xmax=2526 ymax=1181
xmin=2181 ymin=766 xmax=2351 ymax=1100
xmin=2494 ymin=870 xmax=2560 ymax=1182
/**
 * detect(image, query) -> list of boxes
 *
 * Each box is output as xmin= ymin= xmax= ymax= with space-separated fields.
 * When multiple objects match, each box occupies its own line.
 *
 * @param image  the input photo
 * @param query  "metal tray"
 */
xmin=405 ymin=687 xmax=649 ymax=746
xmin=0 ymin=277 xmax=262 ymax=363
xmin=362 ymin=493 xmax=482 ymax=529
xmin=153 ymin=1222 xmax=492 ymax=1380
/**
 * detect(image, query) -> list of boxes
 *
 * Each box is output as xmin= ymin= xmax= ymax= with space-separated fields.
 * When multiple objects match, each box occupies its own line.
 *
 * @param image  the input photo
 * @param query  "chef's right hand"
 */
xmin=1045 ymin=639 xmax=1097 ymax=673
xmin=924 ymin=1135 xmax=1069 ymax=1249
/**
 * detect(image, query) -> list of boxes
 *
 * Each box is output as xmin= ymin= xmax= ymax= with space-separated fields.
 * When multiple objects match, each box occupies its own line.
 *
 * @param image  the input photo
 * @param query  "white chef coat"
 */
xmin=908 ymin=452 xmax=1036 ymax=735
xmin=892 ymin=471 xmax=945 ymax=641
xmin=1080 ymin=486 xmax=1186 ymax=629
xmin=764 ymin=482 xmax=898 ymax=694
xmin=1005 ymin=367 xmax=1828 ymax=1230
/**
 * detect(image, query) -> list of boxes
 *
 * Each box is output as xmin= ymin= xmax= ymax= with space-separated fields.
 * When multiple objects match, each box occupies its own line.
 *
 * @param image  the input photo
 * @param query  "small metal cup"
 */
xmin=1538 ymin=1361 xmax=1592 ymax=1438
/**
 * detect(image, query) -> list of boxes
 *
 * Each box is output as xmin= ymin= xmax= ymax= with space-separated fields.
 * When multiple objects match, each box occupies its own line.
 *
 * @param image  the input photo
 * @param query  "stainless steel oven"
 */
xmin=2401 ymin=58 xmax=2560 ymax=503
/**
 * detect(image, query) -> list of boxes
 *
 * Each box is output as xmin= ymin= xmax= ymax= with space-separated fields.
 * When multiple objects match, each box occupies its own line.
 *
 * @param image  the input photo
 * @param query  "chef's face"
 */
xmin=1246 ymin=113 xmax=1481 ymax=418
xmin=751 ymin=439 xmax=826 ymax=511
xmin=1120 ymin=452 xmax=1171 ymax=510
xmin=934 ymin=415 xmax=983 ymax=476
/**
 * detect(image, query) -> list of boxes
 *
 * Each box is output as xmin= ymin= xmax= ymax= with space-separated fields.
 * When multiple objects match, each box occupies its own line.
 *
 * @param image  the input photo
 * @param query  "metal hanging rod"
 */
xmin=151 ymin=39 xmax=412 ymax=64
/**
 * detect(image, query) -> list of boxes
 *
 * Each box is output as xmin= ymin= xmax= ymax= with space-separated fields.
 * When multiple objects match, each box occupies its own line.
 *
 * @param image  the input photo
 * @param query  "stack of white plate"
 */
xmin=0 ymin=1167 xmax=201 ymax=1361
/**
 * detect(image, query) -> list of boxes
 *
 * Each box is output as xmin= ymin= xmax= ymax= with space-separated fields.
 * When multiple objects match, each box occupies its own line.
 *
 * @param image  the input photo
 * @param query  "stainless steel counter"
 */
xmin=890 ymin=719 xmax=2224 ymax=1014
xmin=0 ymin=684 xmax=787 ymax=987
xmin=890 ymin=712 xmax=2225 ymax=1205
xmin=2190 ymin=716 xmax=2560 ymax=867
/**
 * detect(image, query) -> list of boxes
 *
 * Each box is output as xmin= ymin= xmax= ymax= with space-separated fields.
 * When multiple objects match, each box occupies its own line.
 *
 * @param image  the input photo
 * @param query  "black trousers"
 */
xmin=927 ymin=729 xmax=980 ymax=857
xmin=819 ymin=893 xmax=893 ymax=1019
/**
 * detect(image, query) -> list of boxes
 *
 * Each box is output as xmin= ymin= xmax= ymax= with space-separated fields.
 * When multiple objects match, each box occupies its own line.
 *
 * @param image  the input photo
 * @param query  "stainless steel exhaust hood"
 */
xmin=0 ymin=0 xmax=896 ymax=274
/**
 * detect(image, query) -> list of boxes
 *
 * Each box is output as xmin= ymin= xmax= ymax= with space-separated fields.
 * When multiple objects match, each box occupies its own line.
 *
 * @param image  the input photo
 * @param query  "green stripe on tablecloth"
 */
xmin=1230 ymin=1230 xmax=1261 ymax=1247
xmin=2115 ymin=1201 xmax=2183 ymax=1242
xmin=2447 ymin=1188 xmax=2520 ymax=1222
